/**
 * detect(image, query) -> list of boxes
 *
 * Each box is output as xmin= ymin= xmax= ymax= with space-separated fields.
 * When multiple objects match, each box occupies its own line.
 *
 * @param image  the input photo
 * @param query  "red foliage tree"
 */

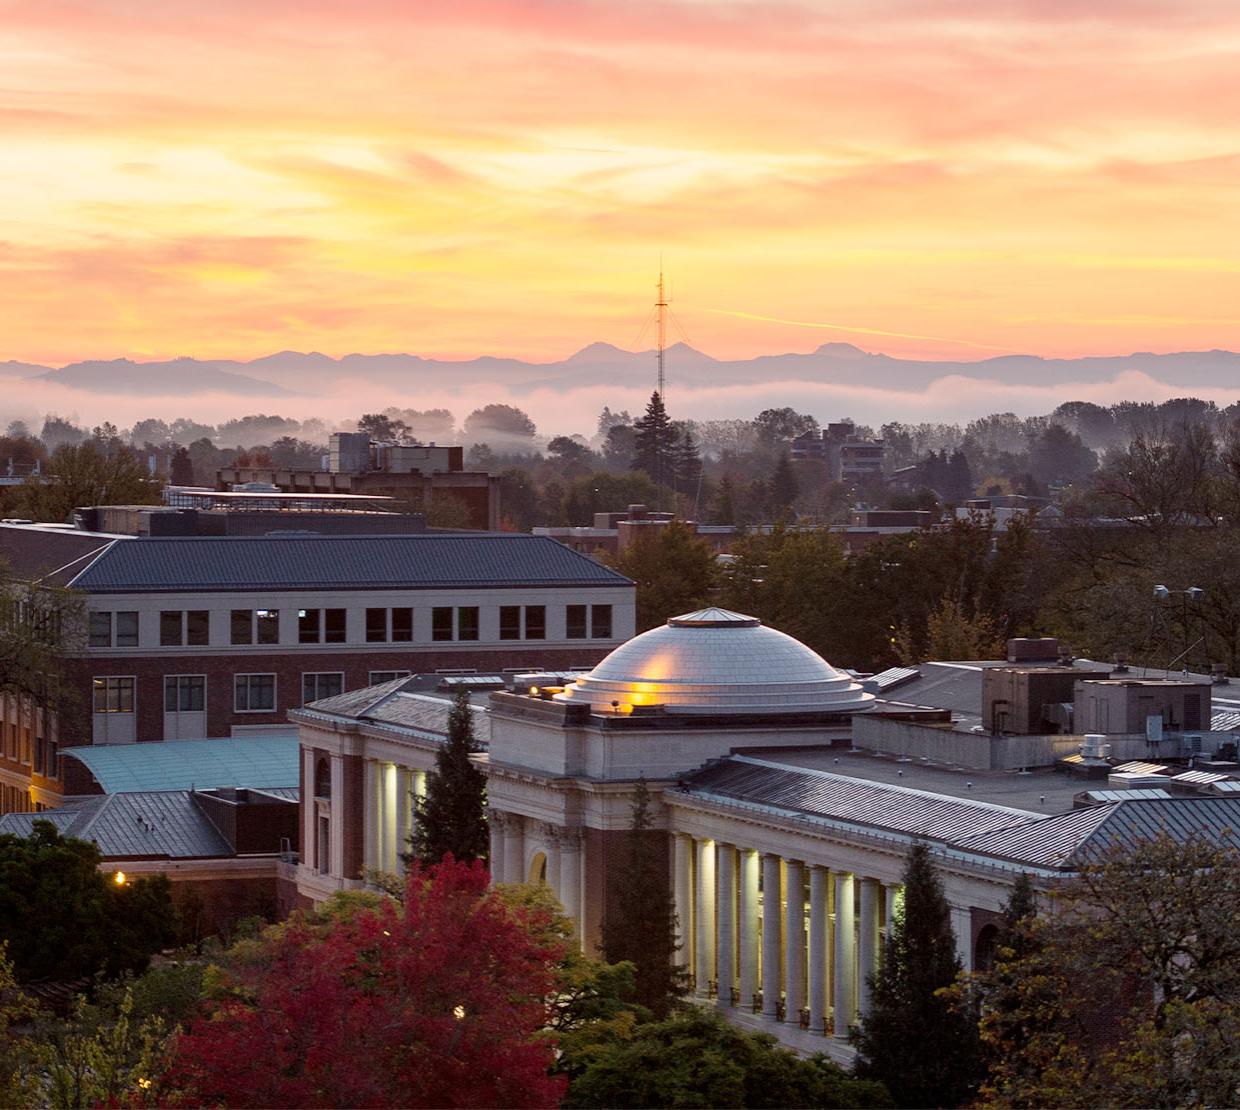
xmin=168 ymin=858 xmax=566 ymax=1109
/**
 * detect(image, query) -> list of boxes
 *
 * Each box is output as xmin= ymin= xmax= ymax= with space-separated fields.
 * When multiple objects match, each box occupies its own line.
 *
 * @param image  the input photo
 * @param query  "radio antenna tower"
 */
xmin=655 ymin=266 xmax=668 ymax=399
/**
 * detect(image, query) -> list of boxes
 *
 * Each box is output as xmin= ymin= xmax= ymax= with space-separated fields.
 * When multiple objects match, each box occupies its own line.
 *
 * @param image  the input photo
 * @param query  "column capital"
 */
xmin=540 ymin=822 xmax=564 ymax=843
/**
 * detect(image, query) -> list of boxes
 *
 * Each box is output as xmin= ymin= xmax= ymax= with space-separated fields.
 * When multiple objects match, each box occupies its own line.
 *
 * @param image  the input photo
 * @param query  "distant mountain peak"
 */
xmin=564 ymin=341 xmax=632 ymax=362
xmin=813 ymin=342 xmax=869 ymax=358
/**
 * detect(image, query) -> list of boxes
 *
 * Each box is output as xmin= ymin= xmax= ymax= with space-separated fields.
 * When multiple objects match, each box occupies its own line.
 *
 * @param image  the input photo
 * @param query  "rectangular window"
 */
xmin=231 ymin=609 xmax=253 ymax=645
xmin=164 ymin=675 xmax=205 ymax=713
xmin=566 ymin=604 xmax=588 ymax=639
xmin=234 ymin=673 xmax=276 ymax=712
xmin=324 ymin=608 xmax=346 ymax=644
xmin=256 ymin=609 xmax=279 ymax=644
xmin=89 ymin=611 xmax=111 ymax=648
xmin=302 ymin=672 xmax=344 ymax=703
xmin=525 ymin=605 xmax=546 ymax=640
xmin=591 ymin=604 xmax=613 ymax=639
xmin=115 ymin=612 xmax=139 ymax=647
xmin=391 ymin=607 xmax=413 ymax=642
xmin=457 ymin=606 xmax=479 ymax=642
xmin=34 ymin=736 xmax=44 ymax=775
xmin=369 ymin=670 xmax=411 ymax=685
xmin=500 ymin=606 xmax=521 ymax=641
xmin=160 ymin=610 xmax=183 ymax=646
xmin=186 ymin=610 xmax=209 ymax=646
xmin=366 ymin=607 xmax=387 ymax=643
xmin=299 ymin=608 xmax=321 ymax=644
xmin=92 ymin=677 xmax=135 ymax=713
xmin=47 ymin=738 xmax=59 ymax=781
xmin=432 ymin=607 xmax=453 ymax=642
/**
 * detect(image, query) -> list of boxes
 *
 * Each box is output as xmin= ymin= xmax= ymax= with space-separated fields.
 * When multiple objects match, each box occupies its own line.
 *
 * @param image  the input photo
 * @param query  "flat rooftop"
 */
xmin=754 ymin=745 xmax=1082 ymax=815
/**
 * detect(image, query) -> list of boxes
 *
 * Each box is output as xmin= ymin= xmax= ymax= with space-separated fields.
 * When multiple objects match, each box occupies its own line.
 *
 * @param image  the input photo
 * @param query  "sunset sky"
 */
xmin=4 ymin=0 xmax=1240 ymax=365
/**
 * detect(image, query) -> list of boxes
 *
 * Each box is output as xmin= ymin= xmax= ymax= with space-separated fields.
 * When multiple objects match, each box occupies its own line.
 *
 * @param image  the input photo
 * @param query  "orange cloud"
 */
xmin=2 ymin=1 xmax=1240 ymax=365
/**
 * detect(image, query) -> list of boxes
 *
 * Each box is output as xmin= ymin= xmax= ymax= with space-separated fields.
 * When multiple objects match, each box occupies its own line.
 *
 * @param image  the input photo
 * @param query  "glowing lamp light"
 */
xmin=453 ymin=1005 xmax=466 ymax=1021
xmin=529 ymin=686 xmax=540 ymax=696
xmin=113 ymin=870 xmax=126 ymax=885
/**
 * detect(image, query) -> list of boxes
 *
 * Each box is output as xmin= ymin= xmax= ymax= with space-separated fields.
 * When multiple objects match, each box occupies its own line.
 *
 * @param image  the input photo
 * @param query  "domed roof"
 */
xmin=553 ymin=608 xmax=875 ymax=716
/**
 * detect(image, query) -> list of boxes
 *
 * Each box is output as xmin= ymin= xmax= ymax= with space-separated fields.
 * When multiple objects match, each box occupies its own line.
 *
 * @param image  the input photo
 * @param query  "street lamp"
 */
xmin=1153 ymin=585 xmax=1205 ymax=676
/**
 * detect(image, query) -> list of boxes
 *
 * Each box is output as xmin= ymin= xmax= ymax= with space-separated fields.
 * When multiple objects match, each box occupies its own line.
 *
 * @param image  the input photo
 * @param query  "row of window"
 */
xmin=92 ymin=670 xmax=415 ymax=716
xmin=88 ymin=604 xmax=616 ymax=648
xmin=1 ymin=720 xmax=57 ymax=779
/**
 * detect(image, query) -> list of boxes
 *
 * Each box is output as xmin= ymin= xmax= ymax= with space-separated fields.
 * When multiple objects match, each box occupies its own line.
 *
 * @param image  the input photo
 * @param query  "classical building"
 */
xmin=288 ymin=607 xmax=1240 ymax=1061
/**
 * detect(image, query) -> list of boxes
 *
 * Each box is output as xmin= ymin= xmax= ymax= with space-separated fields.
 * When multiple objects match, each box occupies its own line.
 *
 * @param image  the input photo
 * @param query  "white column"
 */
xmin=808 ymin=865 xmax=829 ymax=1034
xmin=382 ymin=763 xmax=397 ymax=873
xmin=833 ymin=872 xmax=856 ymax=1038
xmin=716 ymin=843 xmax=736 ymax=1005
xmin=362 ymin=760 xmax=375 ymax=872
xmin=488 ymin=811 xmax=505 ymax=884
xmin=301 ymin=747 xmax=315 ymax=870
xmin=859 ymin=878 xmax=880 ymax=1017
xmin=694 ymin=837 xmax=716 ymax=998
xmin=394 ymin=767 xmax=412 ymax=872
xmin=738 ymin=849 xmax=759 ymax=1009
xmin=329 ymin=753 xmax=345 ymax=880
xmin=761 ymin=852 xmax=781 ymax=1018
xmin=673 ymin=833 xmax=694 ymax=971
xmin=784 ymin=860 xmax=806 ymax=1021
xmin=559 ymin=830 xmax=584 ymax=948
xmin=885 ymin=883 xmax=899 ymax=938
xmin=545 ymin=826 xmax=562 ymax=896
xmin=413 ymin=770 xmax=427 ymax=800
xmin=951 ymin=905 xmax=973 ymax=972
xmin=502 ymin=814 xmax=524 ymax=883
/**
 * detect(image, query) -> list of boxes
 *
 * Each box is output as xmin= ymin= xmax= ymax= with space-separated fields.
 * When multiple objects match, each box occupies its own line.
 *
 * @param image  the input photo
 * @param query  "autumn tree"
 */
xmin=411 ymin=690 xmax=488 ymax=867
xmin=168 ymin=859 xmax=567 ymax=1109
xmin=977 ymin=833 xmax=1240 ymax=1109
xmin=601 ymin=781 xmax=686 ymax=1018
xmin=853 ymin=843 xmax=983 ymax=1108
xmin=610 ymin=521 xmax=716 ymax=631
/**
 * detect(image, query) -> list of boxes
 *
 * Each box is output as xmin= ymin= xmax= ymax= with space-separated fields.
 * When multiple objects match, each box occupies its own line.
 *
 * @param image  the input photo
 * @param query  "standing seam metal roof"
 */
xmin=679 ymin=755 xmax=1039 ymax=843
xmin=67 ymin=534 xmax=633 ymax=592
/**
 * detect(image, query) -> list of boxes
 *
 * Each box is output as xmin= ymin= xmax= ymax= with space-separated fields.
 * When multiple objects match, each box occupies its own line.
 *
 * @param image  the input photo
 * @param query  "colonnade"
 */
xmin=363 ymin=760 xmax=427 ymax=874
xmin=489 ymin=810 xmax=585 ymax=943
xmin=673 ymin=833 xmax=899 ymax=1038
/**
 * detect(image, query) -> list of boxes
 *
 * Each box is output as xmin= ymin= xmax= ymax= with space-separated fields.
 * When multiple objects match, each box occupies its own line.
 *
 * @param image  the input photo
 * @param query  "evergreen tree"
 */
xmin=169 ymin=446 xmax=195 ymax=486
xmin=853 ymin=842 xmax=983 ymax=1108
xmin=711 ymin=475 xmax=737 ymax=526
xmin=410 ymin=690 xmax=489 ymax=866
xmin=600 ymin=781 xmax=687 ymax=1017
xmin=672 ymin=427 xmax=702 ymax=496
xmin=770 ymin=453 xmax=799 ymax=518
xmin=631 ymin=391 xmax=677 ymax=490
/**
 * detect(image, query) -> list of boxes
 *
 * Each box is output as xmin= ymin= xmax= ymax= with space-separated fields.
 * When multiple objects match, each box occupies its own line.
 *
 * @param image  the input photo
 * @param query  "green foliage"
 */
xmin=562 ymin=1007 xmax=891 ymax=1109
xmin=601 ymin=781 xmax=687 ymax=1017
xmin=610 ymin=520 xmax=716 ymax=631
xmin=9 ymin=440 xmax=160 ymax=523
xmin=769 ymin=454 xmax=798 ymax=519
xmin=411 ymin=689 xmax=489 ymax=865
xmin=853 ymin=843 xmax=983 ymax=1108
xmin=0 ymin=822 xmax=177 ymax=983
xmin=0 ymin=569 xmax=84 ymax=718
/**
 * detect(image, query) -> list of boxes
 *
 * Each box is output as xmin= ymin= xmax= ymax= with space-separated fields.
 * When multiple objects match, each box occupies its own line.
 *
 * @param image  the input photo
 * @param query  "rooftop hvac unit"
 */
xmin=1081 ymin=734 xmax=1111 ymax=760
xmin=1182 ymin=733 xmax=1204 ymax=756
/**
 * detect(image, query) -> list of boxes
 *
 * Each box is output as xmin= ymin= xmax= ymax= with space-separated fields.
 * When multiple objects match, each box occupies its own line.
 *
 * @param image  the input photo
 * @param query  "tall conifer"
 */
xmin=632 ymin=391 xmax=677 ymax=490
xmin=853 ymin=841 xmax=983 ymax=1108
xmin=410 ymin=689 xmax=489 ymax=866
xmin=601 ymin=780 xmax=686 ymax=1017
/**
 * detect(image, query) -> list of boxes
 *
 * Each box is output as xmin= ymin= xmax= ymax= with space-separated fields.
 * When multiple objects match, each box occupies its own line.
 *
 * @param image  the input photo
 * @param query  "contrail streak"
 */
xmin=702 ymin=308 xmax=1019 ymax=354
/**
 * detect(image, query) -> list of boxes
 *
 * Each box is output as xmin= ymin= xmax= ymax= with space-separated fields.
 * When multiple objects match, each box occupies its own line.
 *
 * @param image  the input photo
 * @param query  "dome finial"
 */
xmin=667 ymin=607 xmax=760 ymax=628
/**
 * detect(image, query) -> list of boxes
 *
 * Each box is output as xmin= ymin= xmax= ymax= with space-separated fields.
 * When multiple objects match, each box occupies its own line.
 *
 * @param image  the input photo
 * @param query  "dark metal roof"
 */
xmin=0 ymin=792 xmax=231 ymax=859
xmin=955 ymin=805 xmax=1118 ymax=868
xmin=67 ymin=533 xmax=633 ymax=593
xmin=679 ymin=755 xmax=1039 ymax=843
xmin=61 ymin=735 xmax=299 ymax=792
xmin=0 ymin=525 xmax=120 ymax=585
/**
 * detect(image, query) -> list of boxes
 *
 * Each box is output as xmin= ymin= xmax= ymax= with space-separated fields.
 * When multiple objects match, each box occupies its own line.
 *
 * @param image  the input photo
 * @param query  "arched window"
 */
xmin=974 ymin=923 xmax=1000 ymax=972
xmin=314 ymin=757 xmax=331 ymax=799
xmin=528 ymin=851 xmax=547 ymax=885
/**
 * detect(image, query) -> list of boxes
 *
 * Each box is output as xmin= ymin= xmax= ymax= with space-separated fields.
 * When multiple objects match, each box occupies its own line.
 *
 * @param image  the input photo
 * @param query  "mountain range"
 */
xmin=9 ymin=343 xmax=1240 ymax=398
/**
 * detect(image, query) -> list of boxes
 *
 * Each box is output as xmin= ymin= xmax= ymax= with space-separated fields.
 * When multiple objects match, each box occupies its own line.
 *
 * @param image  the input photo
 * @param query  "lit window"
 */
xmin=93 ymin=677 xmax=135 ymax=713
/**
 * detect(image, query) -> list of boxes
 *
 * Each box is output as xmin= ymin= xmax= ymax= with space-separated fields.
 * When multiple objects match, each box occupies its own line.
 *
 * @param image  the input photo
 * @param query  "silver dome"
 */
xmin=554 ymin=607 xmax=875 ymax=715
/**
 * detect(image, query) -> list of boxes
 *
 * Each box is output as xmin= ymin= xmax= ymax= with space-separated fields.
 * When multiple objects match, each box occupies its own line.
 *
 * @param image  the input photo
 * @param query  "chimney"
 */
xmin=1212 ymin=663 xmax=1230 ymax=685
xmin=1112 ymin=652 xmax=1129 ymax=674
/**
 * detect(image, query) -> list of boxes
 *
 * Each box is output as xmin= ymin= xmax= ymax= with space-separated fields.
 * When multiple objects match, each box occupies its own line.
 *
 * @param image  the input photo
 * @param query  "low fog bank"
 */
xmin=2 ymin=369 xmax=1239 ymax=447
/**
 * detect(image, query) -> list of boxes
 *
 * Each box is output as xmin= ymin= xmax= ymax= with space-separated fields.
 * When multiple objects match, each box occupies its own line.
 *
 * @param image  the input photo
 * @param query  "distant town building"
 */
xmin=218 ymin=432 xmax=501 ymax=530
xmin=789 ymin=421 xmax=887 ymax=483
